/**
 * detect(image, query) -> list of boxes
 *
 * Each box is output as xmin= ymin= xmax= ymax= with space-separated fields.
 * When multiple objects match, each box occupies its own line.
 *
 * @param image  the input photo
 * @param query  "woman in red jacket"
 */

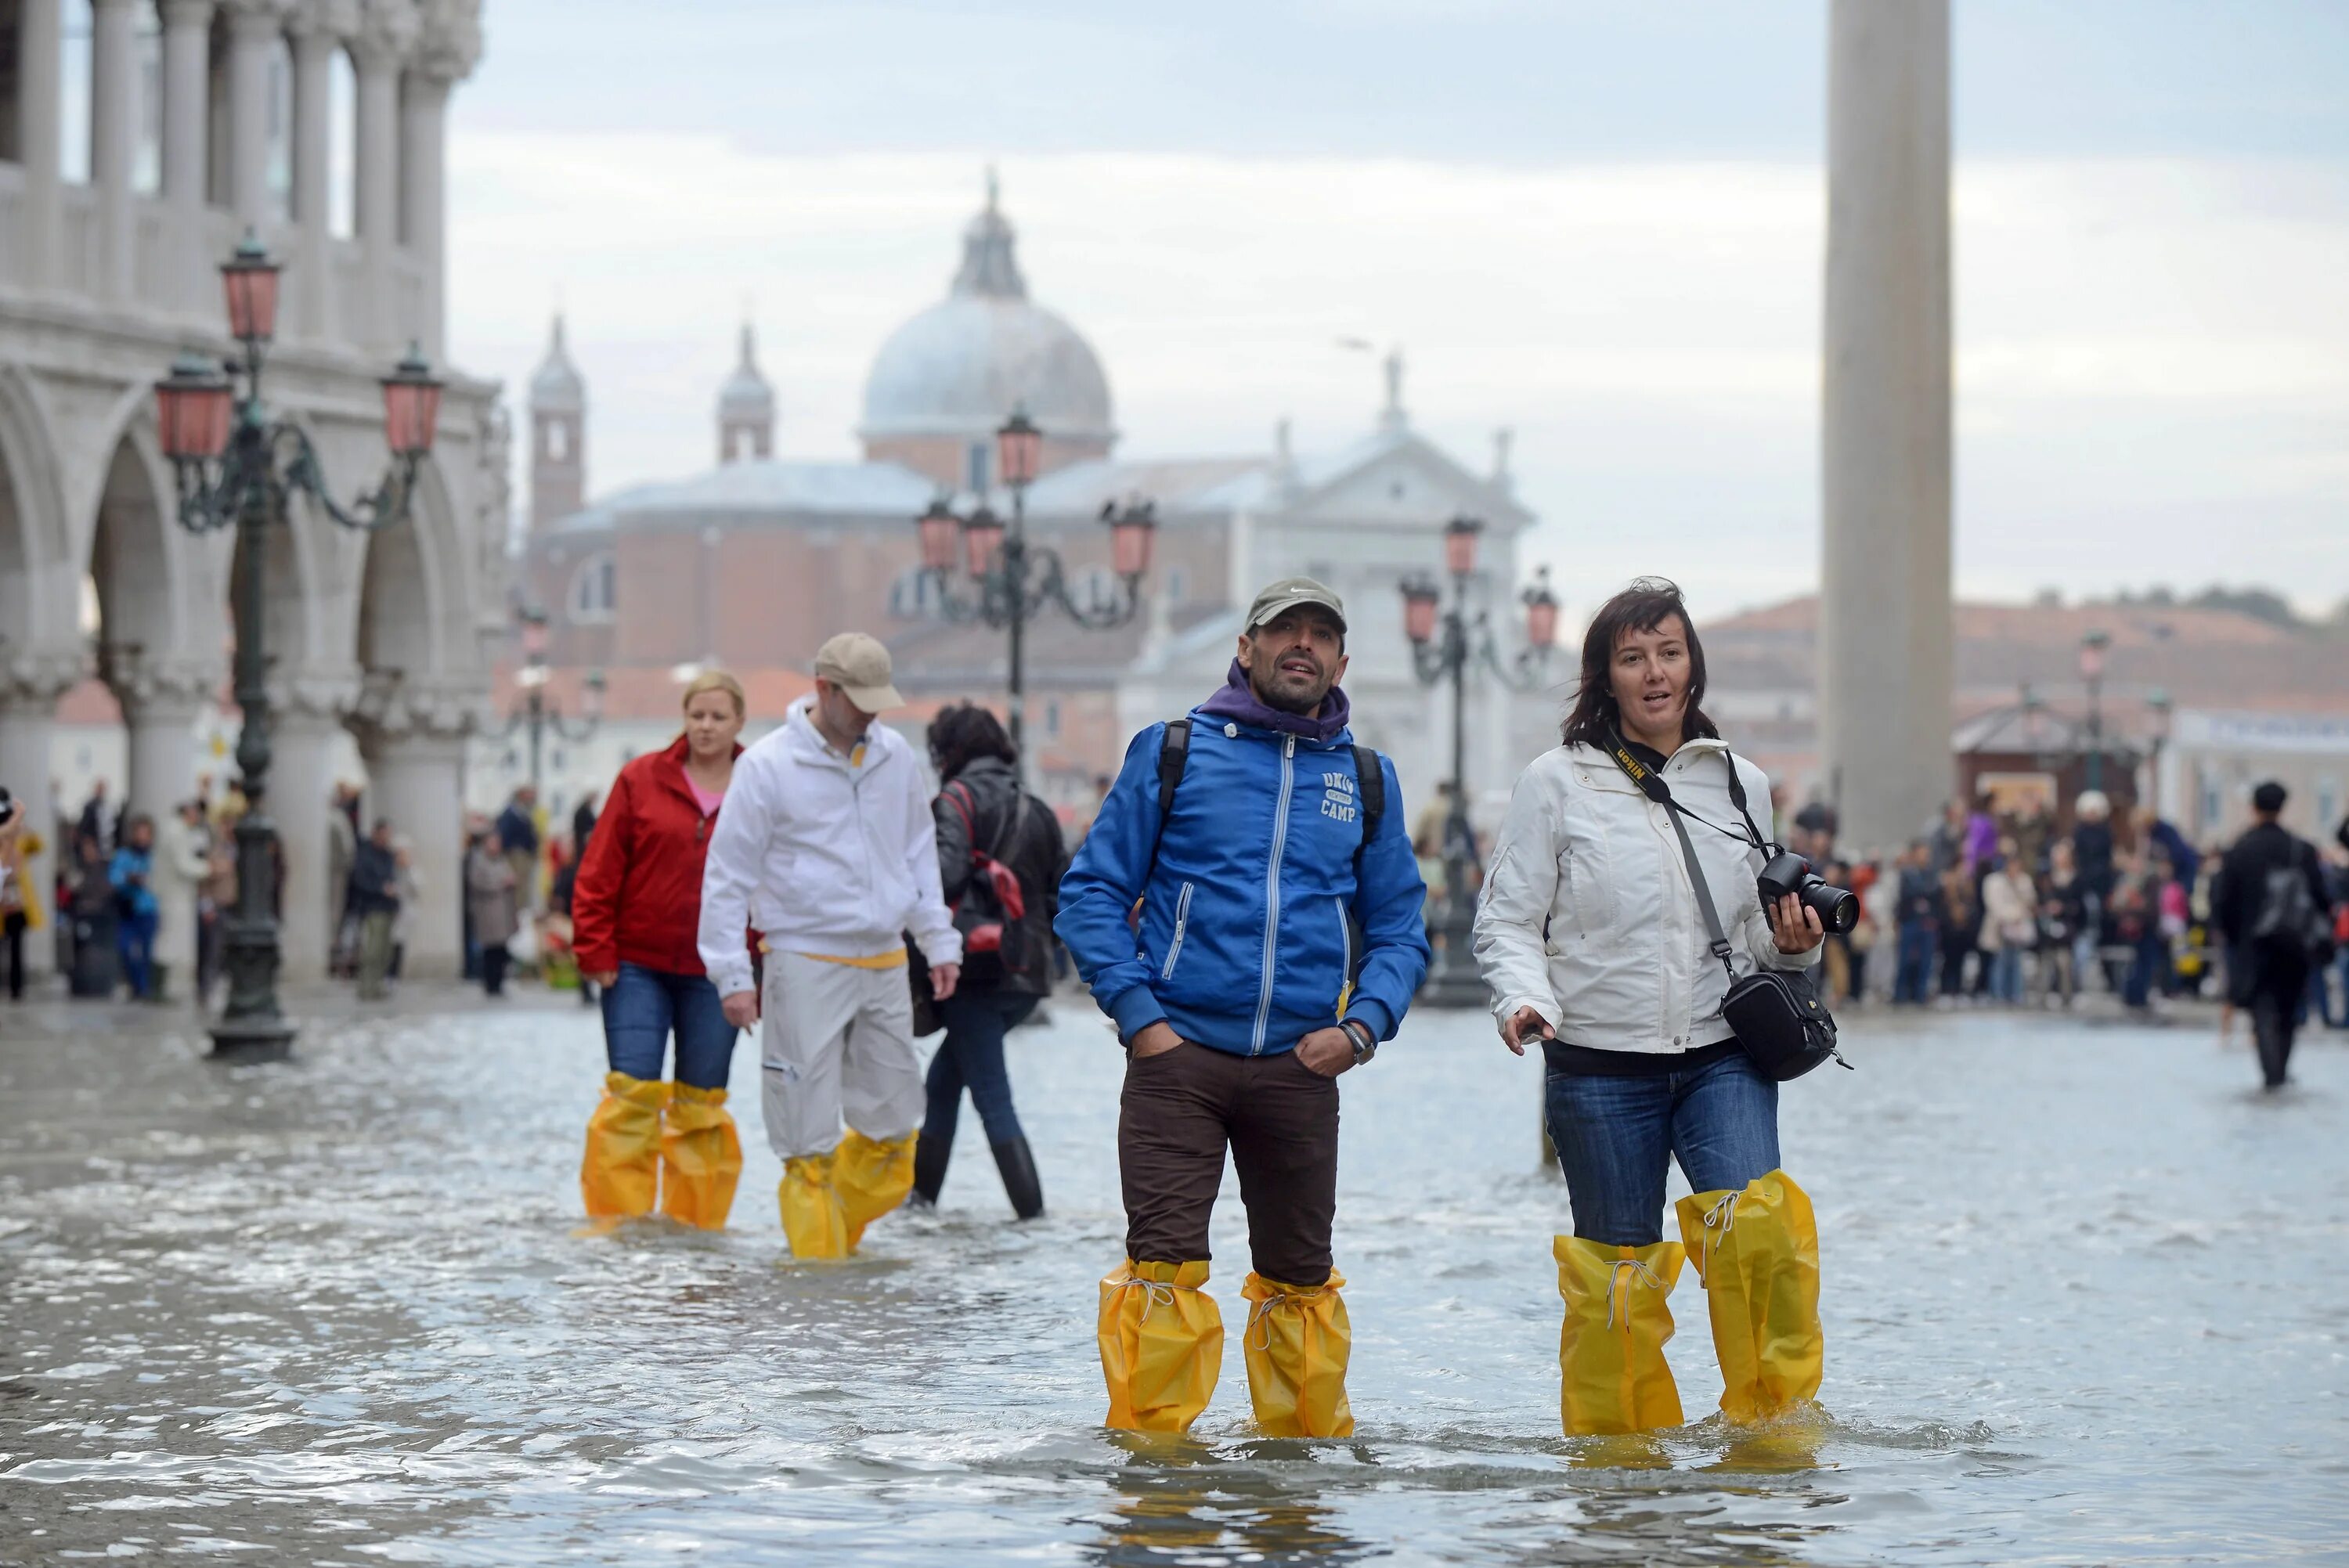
xmin=572 ymin=671 xmax=749 ymax=1227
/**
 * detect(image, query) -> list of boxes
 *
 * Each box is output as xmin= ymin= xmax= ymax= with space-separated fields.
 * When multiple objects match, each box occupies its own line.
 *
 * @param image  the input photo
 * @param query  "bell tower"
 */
xmin=529 ymin=314 xmax=586 ymax=532
xmin=716 ymin=321 xmax=774 ymax=465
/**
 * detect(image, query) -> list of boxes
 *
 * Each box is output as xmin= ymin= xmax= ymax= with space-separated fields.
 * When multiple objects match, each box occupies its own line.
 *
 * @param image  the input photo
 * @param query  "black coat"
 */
xmin=2212 ymin=821 xmax=2329 ymax=1000
xmin=933 ymin=756 xmax=1068 ymax=997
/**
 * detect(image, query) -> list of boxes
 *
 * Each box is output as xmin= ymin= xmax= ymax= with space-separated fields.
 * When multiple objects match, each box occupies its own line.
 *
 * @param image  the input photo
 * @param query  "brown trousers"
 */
xmin=1118 ymin=1040 xmax=1340 ymax=1285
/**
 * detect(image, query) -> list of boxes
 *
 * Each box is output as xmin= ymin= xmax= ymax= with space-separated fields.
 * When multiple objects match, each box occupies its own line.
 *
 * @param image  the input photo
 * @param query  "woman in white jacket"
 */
xmin=1474 ymin=579 xmax=1827 ymax=1438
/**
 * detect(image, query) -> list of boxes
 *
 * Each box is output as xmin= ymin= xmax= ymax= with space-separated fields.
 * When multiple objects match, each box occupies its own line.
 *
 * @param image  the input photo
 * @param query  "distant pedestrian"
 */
xmin=467 ymin=830 xmax=521 ymax=997
xmin=109 ymin=816 xmax=160 ymax=1000
xmin=1890 ymin=840 xmax=1941 ymax=1005
xmin=0 ymin=792 xmax=40 ymax=1002
xmin=2212 ymin=782 xmax=2333 ymax=1089
xmin=159 ymin=800 xmax=211 ymax=1000
xmin=496 ymin=787 xmax=541 ymax=912
xmin=389 ymin=838 xmax=420 ymax=983
xmin=1978 ymin=840 xmax=2037 ymax=1005
xmin=572 ymin=671 xmax=750 ymax=1229
xmin=348 ymin=820 xmax=401 ymax=1001
xmin=909 ymin=703 xmax=1069 ymax=1221
xmin=76 ymin=778 xmax=113 ymax=858
xmin=2035 ymin=838 xmax=2085 ymax=1008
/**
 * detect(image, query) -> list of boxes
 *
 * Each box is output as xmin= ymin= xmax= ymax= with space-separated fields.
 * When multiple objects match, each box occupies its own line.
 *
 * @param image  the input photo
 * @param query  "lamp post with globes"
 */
xmin=1399 ymin=515 xmax=1561 ymax=1007
xmin=503 ymin=607 xmax=605 ymax=795
xmin=913 ymin=408 xmax=1158 ymax=762
xmin=2079 ymin=628 xmax=2112 ymax=793
xmin=150 ymin=230 xmax=444 ymax=1058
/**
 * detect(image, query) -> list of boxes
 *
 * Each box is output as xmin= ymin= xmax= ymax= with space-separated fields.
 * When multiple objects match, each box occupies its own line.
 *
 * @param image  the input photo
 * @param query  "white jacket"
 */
xmin=696 ymin=698 xmax=961 ymax=998
xmin=1473 ymin=740 xmax=1819 ymax=1055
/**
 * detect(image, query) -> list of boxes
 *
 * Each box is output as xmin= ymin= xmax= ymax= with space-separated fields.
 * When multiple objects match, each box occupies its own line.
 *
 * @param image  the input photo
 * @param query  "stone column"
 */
xmin=268 ymin=706 xmax=344 ymax=985
xmin=91 ymin=0 xmax=143 ymax=300
xmin=0 ymin=658 xmax=79 ymax=982
xmin=160 ymin=2 xmax=216 ymax=312
xmin=223 ymin=1 xmax=279 ymax=229
xmin=398 ymin=71 xmax=450 ymax=356
xmin=1820 ymin=0 xmax=1952 ymax=852
xmin=363 ymin=728 xmax=468 ymax=979
xmin=17 ymin=0 xmax=63 ymax=290
xmin=289 ymin=23 xmax=337 ymax=340
xmin=117 ymin=661 xmax=218 ymax=993
xmin=351 ymin=29 xmax=406 ymax=353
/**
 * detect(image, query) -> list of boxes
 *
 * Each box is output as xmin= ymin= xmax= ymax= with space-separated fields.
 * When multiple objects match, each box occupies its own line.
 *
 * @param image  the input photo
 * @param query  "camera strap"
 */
xmin=1604 ymin=730 xmax=1737 ymax=985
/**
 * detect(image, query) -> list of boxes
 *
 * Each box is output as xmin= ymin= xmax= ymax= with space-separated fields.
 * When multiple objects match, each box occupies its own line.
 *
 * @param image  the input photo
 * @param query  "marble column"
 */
xmin=224 ymin=2 xmax=279 ymax=229
xmin=17 ymin=0 xmax=63 ymax=290
xmin=289 ymin=23 xmax=337 ymax=340
xmin=0 ymin=659 xmax=79 ymax=982
xmin=268 ymin=703 xmax=348 ymax=985
xmin=363 ymin=729 xmax=468 ymax=979
xmin=117 ymin=663 xmax=217 ymax=993
xmin=91 ymin=0 xmax=143 ymax=300
xmin=398 ymin=71 xmax=451 ymax=356
xmin=160 ymin=1 xmax=215 ymax=312
xmin=1820 ymin=0 xmax=1952 ymax=852
xmin=352 ymin=39 xmax=401 ymax=351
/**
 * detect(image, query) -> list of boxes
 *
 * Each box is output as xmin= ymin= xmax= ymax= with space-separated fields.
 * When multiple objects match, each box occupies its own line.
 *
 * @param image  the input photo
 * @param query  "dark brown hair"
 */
xmin=927 ymin=701 xmax=1018 ymax=780
xmin=1559 ymin=577 xmax=1719 ymax=748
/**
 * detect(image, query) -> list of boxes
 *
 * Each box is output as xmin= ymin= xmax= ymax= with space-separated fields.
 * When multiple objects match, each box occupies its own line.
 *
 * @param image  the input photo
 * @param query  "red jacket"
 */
xmin=572 ymin=736 xmax=742 ymax=976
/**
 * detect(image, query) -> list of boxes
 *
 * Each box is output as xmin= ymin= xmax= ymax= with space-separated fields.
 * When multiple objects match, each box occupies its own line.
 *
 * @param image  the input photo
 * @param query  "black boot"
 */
xmin=910 ymin=1127 xmax=950 ymax=1209
xmin=990 ymin=1136 xmax=1045 ymax=1220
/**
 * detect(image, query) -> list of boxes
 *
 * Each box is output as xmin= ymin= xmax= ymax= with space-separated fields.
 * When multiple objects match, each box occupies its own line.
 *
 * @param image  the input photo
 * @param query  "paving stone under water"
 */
xmin=2 ymin=993 xmax=2344 ymax=1564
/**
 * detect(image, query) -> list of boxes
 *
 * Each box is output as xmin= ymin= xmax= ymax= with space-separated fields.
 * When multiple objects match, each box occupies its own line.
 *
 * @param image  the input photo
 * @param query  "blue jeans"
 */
xmin=922 ymin=990 xmax=1038 ymax=1152
xmin=1989 ymin=946 xmax=2024 ymax=1004
xmin=601 ymin=962 xmax=737 ymax=1089
xmin=116 ymin=907 xmax=157 ymax=998
xmin=1546 ymin=1050 xmax=1781 ymax=1246
xmin=1893 ymin=921 xmax=1936 ymax=1004
xmin=2123 ymin=935 xmax=2164 ymax=1009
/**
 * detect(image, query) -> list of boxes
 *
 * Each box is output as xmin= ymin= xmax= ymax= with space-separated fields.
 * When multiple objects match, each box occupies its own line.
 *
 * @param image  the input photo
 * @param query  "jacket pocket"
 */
xmin=1160 ymin=881 xmax=1196 ymax=982
xmin=1564 ymin=828 xmax=1612 ymax=935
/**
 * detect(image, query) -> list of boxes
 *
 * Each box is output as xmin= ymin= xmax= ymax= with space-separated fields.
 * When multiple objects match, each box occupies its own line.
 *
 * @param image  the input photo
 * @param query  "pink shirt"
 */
xmin=688 ymin=780 xmax=725 ymax=817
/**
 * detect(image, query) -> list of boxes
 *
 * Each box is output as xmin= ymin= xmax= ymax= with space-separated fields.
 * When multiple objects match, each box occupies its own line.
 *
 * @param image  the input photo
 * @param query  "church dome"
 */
xmin=860 ymin=176 xmax=1114 ymax=449
xmin=529 ymin=314 xmax=585 ymax=414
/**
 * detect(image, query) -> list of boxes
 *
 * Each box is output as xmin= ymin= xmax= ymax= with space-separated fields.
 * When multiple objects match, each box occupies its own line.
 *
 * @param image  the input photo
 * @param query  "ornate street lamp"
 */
xmin=911 ymin=407 xmax=1154 ymax=762
xmin=1399 ymin=515 xmax=1557 ymax=1007
xmin=153 ymin=231 xmax=443 ymax=1059
xmin=2079 ymin=628 xmax=2111 ymax=793
xmin=503 ymin=605 xmax=603 ymax=793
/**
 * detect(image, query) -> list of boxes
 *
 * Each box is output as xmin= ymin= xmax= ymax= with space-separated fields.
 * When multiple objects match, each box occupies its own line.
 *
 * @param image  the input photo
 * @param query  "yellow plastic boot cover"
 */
xmin=580 ymin=1072 xmax=669 ymax=1220
xmin=780 ymin=1154 xmax=850 ymax=1260
xmin=1098 ymin=1260 xmax=1224 ymax=1433
xmin=1554 ymin=1236 xmax=1686 ymax=1436
xmin=1241 ymin=1270 xmax=1355 ymax=1438
xmin=1675 ymin=1170 xmax=1823 ymax=1423
xmin=834 ymin=1130 xmax=918 ymax=1250
xmin=660 ymin=1084 xmax=744 ymax=1231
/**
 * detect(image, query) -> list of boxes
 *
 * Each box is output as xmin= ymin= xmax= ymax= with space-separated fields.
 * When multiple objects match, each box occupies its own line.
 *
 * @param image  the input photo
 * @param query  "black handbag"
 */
xmin=1611 ymin=736 xmax=1848 ymax=1082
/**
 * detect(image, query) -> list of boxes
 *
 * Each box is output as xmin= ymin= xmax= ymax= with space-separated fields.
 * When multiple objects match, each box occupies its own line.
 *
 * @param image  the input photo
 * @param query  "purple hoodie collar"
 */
xmin=1196 ymin=659 xmax=1351 ymax=743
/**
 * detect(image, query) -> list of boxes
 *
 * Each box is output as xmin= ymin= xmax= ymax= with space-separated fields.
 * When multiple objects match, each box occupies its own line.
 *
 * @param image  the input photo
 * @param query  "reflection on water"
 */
xmin=1 ymin=995 xmax=2344 ymax=1564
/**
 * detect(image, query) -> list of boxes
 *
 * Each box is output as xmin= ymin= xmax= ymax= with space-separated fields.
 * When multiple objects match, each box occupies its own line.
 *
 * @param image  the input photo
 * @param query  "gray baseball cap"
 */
xmin=813 ymin=632 xmax=904 ymax=713
xmin=1245 ymin=577 xmax=1347 ymax=633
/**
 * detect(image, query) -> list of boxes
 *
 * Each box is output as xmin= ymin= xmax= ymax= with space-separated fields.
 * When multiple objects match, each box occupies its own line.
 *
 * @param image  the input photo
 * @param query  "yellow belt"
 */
xmin=760 ymin=938 xmax=907 ymax=970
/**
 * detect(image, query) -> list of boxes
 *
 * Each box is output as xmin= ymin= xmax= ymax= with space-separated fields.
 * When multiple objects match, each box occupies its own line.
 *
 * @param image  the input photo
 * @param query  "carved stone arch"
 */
xmin=0 ymin=363 xmax=76 ymax=652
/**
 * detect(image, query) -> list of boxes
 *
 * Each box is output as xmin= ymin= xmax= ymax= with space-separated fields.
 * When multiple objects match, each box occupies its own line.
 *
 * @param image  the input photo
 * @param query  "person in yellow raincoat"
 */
xmin=1 ymin=791 xmax=41 ymax=1000
xmin=1474 ymin=579 xmax=1829 ymax=1436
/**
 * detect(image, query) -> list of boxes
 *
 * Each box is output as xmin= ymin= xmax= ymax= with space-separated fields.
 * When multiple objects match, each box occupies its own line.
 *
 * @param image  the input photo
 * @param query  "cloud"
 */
xmin=448 ymin=141 xmax=2349 ymax=618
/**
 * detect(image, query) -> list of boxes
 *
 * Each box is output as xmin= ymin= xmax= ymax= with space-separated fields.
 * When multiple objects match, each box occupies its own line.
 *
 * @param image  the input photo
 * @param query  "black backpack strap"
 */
xmin=1143 ymin=718 xmax=1191 ymax=883
xmin=1350 ymin=744 xmax=1384 ymax=881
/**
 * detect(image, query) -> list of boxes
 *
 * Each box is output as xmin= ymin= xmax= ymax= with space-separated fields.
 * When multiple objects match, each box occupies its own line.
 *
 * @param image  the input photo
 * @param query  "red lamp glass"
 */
xmin=1522 ymin=570 xmax=1560 ymax=651
xmin=1106 ymin=499 xmax=1156 ymax=577
xmin=520 ymin=608 xmax=550 ymax=661
xmin=220 ymin=230 xmax=282 ymax=342
xmin=153 ymin=353 xmax=233 ymax=460
xmin=1401 ymin=576 xmax=1441 ymax=643
xmin=997 ymin=408 xmax=1043 ymax=489
xmin=582 ymin=669 xmax=608 ymax=723
xmin=962 ymin=505 xmax=1006 ymax=577
xmin=381 ymin=344 xmax=444 ymax=458
xmin=915 ymin=498 xmax=961 ymax=573
xmin=1443 ymin=514 xmax=1483 ymax=578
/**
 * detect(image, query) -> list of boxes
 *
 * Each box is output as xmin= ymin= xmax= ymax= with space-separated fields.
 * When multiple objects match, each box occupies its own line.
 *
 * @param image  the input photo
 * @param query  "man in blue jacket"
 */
xmin=1058 ymin=577 xmax=1430 ymax=1436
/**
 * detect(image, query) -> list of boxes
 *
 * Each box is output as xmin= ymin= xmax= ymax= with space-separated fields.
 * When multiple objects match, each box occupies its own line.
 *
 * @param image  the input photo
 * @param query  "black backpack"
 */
xmin=2250 ymin=854 xmax=2332 ymax=960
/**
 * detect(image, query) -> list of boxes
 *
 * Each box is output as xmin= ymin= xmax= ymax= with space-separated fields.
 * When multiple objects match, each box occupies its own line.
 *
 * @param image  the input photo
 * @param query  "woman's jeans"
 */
xmin=1988 ymin=946 xmax=2024 ymax=1004
xmin=922 ymin=990 xmax=1039 ymax=1153
xmin=1546 ymin=1050 xmax=1780 ymax=1247
xmin=116 ymin=908 xmax=156 ymax=998
xmin=601 ymin=961 xmax=736 ymax=1088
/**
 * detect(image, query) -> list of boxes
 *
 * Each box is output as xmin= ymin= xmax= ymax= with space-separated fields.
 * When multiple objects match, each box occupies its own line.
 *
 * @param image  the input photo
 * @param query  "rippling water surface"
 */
xmin=2 ymin=992 xmax=2344 ymax=1565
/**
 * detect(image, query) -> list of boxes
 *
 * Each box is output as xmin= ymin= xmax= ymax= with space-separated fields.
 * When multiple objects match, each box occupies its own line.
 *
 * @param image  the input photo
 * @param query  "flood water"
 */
xmin=2 ymin=991 xmax=2344 ymax=1565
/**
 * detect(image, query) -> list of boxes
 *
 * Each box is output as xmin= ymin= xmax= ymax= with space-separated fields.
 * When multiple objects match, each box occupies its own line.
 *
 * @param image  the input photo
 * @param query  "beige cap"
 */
xmin=813 ymin=632 xmax=904 ymax=713
xmin=1245 ymin=576 xmax=1347 ymax=633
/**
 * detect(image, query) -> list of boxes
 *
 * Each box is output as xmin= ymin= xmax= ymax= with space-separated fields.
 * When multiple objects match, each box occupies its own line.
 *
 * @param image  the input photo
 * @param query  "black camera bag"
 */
xmin=1606 ymin=736 xmax=1847 ymax=1082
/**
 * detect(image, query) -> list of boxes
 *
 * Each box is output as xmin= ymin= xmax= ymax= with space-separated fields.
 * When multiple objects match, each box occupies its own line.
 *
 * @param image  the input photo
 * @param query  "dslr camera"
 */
xmin=1756 ymin=849 xmax=1858 ymax=935
xmin=0 ymin=785 xmax=16 ymax=829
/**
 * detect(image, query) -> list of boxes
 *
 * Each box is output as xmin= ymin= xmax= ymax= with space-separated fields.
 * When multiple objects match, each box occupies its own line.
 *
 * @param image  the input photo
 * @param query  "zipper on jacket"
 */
xmin=1335 ymin=895 xmax=1355 ymax=1016
xmin=1251 ymin=735 xmax=1297 ymax=1054
xmin=1160 ymin=881 xmax=1196 ymax=981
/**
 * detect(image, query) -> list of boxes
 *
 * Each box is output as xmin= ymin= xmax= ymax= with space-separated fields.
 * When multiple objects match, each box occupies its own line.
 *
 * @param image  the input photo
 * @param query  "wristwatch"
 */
xmin=1340 ymin=1018 xmax=1378 ymax=1065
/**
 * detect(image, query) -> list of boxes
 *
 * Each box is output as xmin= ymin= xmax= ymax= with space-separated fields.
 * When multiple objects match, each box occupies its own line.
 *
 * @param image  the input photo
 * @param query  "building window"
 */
xmin=1071 ymin=564 xmax=1118 ymax=616
xmin=889 ymin=566 xmax=943 ymax=621
xmin=570 ymin=553 xmax=616 ymax=623
xmin=1165 ymin=566 xmax=1187 ymax=604
xmin=546 ymin=420 xmax=569 ymax=461
xmin=1045 ymin=698 xmax=1062 ymax=740
xmin=966 ymin=441 xmax=990 ymax=492
xmin=2318 ymin=776 xmax=2340 ymax=833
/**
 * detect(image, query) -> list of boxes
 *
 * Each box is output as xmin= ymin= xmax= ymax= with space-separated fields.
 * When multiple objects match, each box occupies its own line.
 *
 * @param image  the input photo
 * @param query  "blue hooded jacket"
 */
xmin=1056 ymin=671 xmax=1431 ymax=1055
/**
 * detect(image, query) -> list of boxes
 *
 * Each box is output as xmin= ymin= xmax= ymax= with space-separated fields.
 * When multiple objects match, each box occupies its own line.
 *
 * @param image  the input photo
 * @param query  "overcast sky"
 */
xmin=445 ymin=1 xmax=2349 ymax=622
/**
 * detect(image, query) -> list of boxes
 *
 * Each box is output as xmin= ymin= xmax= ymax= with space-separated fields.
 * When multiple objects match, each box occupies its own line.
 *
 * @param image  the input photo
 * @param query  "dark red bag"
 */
xmin=943 ymin=784 xmax=1028 ymax=978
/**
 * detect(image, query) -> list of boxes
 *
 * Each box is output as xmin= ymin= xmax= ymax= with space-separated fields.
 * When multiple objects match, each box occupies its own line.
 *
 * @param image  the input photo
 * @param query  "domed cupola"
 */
xmin=859 ymin=171 xmax=1115 ymax=489
xmin=716 ymin=322 xmax=774 ymax=464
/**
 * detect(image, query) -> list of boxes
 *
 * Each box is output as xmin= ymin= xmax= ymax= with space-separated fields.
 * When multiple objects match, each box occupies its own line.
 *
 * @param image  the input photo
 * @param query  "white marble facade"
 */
xmin=0 ymin=0 xmax=504 ymax=982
